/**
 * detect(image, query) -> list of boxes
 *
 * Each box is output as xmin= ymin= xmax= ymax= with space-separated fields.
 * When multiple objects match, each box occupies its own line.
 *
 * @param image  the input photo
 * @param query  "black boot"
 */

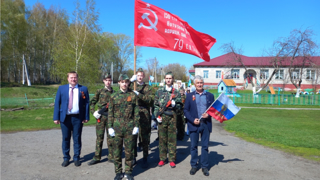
xmin=87 ymin=159 xmax=100 ymax=165
xmin=114 ymin=173 xmax=123 ymax=180
xmin=124 ymin=173 xmax=134 ymax=180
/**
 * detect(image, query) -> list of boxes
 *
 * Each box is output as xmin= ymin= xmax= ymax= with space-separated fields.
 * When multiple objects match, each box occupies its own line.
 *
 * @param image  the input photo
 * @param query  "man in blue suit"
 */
xmin=184 ymin=75 xmax=214 ymax=176
xmin=53 ymin=71 xmax=90 ymax=167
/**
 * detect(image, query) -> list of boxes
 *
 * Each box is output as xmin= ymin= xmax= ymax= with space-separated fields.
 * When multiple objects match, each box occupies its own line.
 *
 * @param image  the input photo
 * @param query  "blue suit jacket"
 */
xmin=183 ymin=91 xmax=215 ymax=133
xmin=53 ymin=84 xmax=90 ymax=122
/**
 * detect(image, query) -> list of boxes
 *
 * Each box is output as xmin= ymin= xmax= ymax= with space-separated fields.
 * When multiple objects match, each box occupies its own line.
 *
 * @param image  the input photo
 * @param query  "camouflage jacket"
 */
xmin=129 ymin=82 xmax=153 ymax=108
xmin=177 ymin=94 xmax=186 ymax=115
xmin=108 ymin=90 xmax=140 ymax=129
xmin=89 ymin=87 xmax=114 ymax=114
xmin=154 ymin=86 xmax=182 ymax=117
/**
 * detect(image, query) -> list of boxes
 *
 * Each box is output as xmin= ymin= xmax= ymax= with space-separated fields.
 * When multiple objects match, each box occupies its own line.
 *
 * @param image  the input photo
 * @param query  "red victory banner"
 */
xmin=134 ymin=0 xmax=216 ymax=61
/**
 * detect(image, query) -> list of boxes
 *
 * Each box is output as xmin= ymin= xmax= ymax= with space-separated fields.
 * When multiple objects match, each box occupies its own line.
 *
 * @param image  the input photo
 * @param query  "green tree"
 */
xmin=52 ymin=0 xmax=100 ymax=84
xmin=106 ymin=33 xmax=141 ymax=74
xmin=1 ymin=0 xmax=28 ymax=82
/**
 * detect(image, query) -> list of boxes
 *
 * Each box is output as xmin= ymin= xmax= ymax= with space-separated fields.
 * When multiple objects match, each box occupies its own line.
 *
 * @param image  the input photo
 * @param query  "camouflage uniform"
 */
xmin=129 ymin=82 xmax=153 ymax=158
xmin=176 ymin=93 xmax=186 ymax=140
xmin=90 ymin=87 xmax=114 ymax=161
xmin=154 ymin=86 xmax=182 ymax=162
xmin=108 ymin=89 xmax=140 ymax=174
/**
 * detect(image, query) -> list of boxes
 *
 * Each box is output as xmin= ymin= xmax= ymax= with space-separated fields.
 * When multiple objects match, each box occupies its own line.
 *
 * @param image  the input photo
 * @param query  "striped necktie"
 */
xmin=68 ymin=87 xmax=74 ymax=111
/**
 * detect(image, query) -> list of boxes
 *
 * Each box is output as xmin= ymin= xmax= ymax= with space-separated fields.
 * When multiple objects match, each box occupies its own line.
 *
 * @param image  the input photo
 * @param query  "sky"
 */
xmin=24 ymin=0 xmax=320 ymax=71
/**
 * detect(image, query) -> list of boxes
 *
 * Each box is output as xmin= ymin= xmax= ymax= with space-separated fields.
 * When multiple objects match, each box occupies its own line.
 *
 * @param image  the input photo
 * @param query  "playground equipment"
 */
xmin=269 ymin=85 xmax=275 ymax=94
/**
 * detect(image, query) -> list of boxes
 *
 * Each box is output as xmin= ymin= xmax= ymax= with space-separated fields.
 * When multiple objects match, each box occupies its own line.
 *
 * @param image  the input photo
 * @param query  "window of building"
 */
xmin=231 ymin=69 xmax=240 ymax=79
xmin=275 ymin=69 xmax=284 ymax=79
xmin=203 ymin=70 xmax=209 ymax=78
xmin=216 ymin=70 xmax=221 ymax=79
xmin=291 ymin=70 xmax=299 ymax=80
xmin=306 ymin=69 xmax=315 ymax=80
xmin=260 ymin=69 xmax=269 ymax=79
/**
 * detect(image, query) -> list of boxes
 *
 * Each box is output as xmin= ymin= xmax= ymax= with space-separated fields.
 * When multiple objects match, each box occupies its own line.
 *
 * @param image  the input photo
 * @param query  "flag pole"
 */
xmin=134 ymin=46 xmax=136 ymax=91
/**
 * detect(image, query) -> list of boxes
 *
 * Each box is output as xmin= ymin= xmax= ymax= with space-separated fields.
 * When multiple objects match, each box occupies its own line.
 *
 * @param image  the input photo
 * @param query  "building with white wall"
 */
xmin=193 ymin=53 xmax=320 ymax=90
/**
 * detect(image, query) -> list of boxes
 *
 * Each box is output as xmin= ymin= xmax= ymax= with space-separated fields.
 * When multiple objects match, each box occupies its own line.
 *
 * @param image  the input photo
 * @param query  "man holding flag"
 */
xmin=183 ymin=75 xmax=214 ymax=176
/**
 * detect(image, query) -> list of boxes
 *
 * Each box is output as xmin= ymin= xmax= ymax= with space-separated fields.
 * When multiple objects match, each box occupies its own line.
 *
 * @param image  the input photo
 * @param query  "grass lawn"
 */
xmin=224 ymin=108 xmax=320 ymax=162
xmin=1 ymin=108 xmax=96 ymax=132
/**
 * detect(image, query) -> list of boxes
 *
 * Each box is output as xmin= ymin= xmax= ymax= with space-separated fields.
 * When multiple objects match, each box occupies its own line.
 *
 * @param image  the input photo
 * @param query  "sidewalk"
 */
xmin=1 ymin=122 xmax=320 ymax=180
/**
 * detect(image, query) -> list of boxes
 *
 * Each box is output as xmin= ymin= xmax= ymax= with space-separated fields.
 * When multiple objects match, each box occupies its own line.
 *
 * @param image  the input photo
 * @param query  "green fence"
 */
xmin=211 ymin=93 xmax=320 ymax=106
xmin=1 ymin=93 xmax=320 ymax=108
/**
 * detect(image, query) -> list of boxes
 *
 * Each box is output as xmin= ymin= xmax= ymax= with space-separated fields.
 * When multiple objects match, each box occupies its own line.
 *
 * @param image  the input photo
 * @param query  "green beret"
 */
xmin=165 ymin=71 xmax=173 ymax=76
xmin=103 ymin=73 xmax=112 ymax=79
xmin=118 ymin=74 xmax=129 ymax=81
xmin=137 ymin=68 xmax=144 ymax=72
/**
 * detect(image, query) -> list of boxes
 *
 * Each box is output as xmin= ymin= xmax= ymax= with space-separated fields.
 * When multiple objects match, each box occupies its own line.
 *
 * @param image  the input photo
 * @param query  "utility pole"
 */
xmin=23 ymin=55 xmax=31 ymax=86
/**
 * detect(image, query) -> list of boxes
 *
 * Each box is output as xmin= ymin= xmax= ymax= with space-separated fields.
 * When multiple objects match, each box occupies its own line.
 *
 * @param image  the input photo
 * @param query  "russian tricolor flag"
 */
xmin=207 ymin=93 xmax=241 ymax=123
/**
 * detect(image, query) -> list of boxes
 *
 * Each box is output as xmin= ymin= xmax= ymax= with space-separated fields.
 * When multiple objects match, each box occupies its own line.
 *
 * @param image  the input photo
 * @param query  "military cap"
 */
xmin=137 ymin=68 xmax=144 ymax=72
xmin=118 ymin=73 xmax=129 ymax=81
xmin=103 ymin=73 xmax=112 ymax=79
xmin=165 ymin=71 xmax=173 ymax=76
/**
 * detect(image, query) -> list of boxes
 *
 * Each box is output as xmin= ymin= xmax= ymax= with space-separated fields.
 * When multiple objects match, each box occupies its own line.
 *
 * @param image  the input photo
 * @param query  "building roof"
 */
xmin=220 ymin=79 xmax=237 ymax=86
xmin=188 ymin=70 xmax=195 ymax=73
xmin=194 ymin=53 xmax=320 ymax=67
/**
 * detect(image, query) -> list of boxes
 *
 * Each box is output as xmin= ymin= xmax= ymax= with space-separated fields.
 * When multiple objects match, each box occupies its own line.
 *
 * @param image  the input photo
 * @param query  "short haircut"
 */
xmin=67 ymin=71 xmax=78 ymax=77
xmin=165 ymin=74 xmax=174 ymax=79
xmin=136 ymin=71 xmax=144 ymax=76
xmin=193 ymin=75 xmax=204 ymax=84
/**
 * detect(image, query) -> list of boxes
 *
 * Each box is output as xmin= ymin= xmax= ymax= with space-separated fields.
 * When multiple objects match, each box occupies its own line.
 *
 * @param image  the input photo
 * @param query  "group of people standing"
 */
xmin=53 ymin=69 xmax=214 ymax=180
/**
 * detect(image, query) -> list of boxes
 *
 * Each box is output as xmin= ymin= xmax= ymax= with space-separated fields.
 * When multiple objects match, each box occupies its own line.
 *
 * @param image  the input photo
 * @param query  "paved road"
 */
xmin=1 ymin=121 xmax=319 ymax=180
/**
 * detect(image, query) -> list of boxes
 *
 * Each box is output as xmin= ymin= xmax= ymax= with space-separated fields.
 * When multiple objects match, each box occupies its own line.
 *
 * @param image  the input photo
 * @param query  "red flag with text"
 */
xmin=134 ymin=0 xmax=216 ymax=62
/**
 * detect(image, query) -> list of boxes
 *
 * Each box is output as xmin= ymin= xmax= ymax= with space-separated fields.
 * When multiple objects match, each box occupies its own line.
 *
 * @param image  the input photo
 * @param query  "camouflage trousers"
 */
xmin=158 ymin=113 xmax=177 ymax=162
xmin=113 ymin=128 xmax=135 ymax=174
xmin=176 ymin=112 xmax=185 ymax=140
xmin=93 ymin=115 xmax=114 ymax=161
xmin=133 ymin=109 xmax=151 ymax=158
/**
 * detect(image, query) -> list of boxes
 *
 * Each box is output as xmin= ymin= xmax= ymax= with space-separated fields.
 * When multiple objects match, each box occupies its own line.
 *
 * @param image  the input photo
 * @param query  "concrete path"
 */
xmin=1 ymin=121 xmax=319 ymax=180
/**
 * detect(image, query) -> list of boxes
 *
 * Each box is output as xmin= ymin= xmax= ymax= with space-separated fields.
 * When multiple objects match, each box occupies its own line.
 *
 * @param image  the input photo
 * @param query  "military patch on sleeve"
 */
xmin=127 ymin=95 xmax=132 ymax=102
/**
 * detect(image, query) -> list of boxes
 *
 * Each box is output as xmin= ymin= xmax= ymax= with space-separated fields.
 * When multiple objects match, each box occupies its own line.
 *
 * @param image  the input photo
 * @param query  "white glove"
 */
xmin=132 ymin=127 xmax=139 ymax=135
xmin=93 ymin=110 xmax=101 ymax=119
xmin=133 ymin=90 xmax=139 ymax=95
xmin=157 ymin=116 xmax=162 ymax=123
xmin=171 ymin=100 xmax=175 ymax=107
xmin=130 ymin=75 xmax=137 ymax=82
xmin=108 ymin=128 xmax=115 ymax=137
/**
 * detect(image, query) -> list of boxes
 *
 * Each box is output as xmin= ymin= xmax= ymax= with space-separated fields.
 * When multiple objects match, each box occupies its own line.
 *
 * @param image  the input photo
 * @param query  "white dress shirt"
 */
xmin=67 ymin=84 xmax=79 ymax=115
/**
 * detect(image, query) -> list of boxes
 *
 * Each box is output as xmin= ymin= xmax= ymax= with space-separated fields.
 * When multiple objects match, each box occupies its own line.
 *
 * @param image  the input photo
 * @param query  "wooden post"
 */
xmin=134 ymin=46 xmax=136 ymax=91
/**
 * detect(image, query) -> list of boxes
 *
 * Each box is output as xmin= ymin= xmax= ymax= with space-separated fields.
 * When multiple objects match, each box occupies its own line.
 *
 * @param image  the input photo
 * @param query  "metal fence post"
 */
xmin=278 ymin=88 xmax=280 ymax=106
xmin=25 ymin=93 xmax=29 ymax=106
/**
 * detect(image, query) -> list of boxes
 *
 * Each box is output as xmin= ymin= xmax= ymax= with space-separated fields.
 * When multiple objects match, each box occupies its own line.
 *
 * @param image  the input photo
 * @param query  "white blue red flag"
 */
xmin=206 ymin=93 xmax=241 ymax=123
xmin=149 ymin=75 xmax=154 ymax=81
